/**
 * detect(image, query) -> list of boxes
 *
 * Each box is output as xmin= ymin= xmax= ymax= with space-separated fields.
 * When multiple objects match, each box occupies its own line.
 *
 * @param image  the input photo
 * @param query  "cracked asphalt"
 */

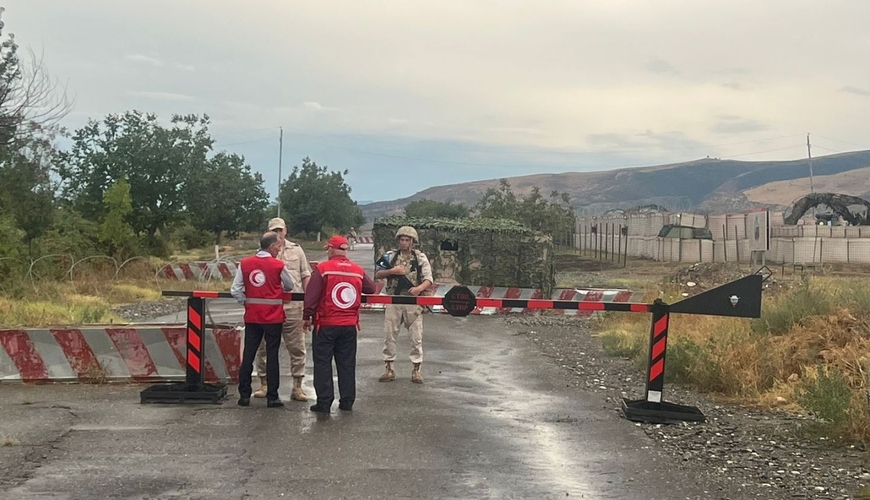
xmin=0 ymin=309 xmax=729 ymax=500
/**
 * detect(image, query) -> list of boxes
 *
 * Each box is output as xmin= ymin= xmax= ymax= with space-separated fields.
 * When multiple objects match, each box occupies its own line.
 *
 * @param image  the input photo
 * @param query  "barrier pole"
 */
xmin=622 ymin=299 xmax=705 ymax=424
xmin=139 ymin=296 xmax=228 ymax=404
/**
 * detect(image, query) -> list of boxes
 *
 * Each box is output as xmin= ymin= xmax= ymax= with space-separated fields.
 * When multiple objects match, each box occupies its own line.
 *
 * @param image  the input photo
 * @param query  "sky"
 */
xmin=3 ymin=0 xmax=869 ymax=203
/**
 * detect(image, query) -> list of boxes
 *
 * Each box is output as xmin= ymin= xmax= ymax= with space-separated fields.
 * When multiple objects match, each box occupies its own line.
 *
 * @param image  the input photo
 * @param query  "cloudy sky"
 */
xmin=4 ymin=1 xmax=869 ymax=203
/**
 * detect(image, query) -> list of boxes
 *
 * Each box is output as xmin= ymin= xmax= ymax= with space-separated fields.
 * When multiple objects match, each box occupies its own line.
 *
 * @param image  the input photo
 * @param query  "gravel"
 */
xmin=112 ymin=298 xmax=188 ymax=322
xmin=505 ymin=314 xmax=870 ymax=500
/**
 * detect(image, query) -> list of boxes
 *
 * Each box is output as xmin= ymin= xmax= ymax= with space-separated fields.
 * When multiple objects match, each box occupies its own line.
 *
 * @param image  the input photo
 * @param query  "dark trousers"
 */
xmin=312 ymin=325 xmax=358 ymax=408
xmin=238 ymin=323 xmax=282 ymax=400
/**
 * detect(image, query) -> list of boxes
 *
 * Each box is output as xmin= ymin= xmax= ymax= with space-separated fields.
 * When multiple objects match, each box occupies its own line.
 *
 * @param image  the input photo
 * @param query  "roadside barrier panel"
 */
xmin=0 ymin=324 xmax=239 ymax=384
xmin=147 ymin=274 xmax=763 ymax=425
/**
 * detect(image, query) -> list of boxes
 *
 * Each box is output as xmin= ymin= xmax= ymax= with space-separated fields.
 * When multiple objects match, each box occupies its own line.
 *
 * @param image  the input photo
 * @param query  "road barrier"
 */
xmin=141 ymin=274 xmax=763 ymax=425
xmin=0 ymin=325 xmax=240 ymax=384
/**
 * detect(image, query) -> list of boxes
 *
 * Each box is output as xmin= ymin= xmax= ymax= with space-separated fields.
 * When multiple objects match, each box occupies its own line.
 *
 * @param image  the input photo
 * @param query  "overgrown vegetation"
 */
xmin=597 ymin=277 xmax=870 ymax=445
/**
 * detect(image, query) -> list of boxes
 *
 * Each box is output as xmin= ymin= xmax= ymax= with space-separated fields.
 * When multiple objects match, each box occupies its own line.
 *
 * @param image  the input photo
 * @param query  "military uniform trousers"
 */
xmin=383 ymin=304 xmax=423 ymax=364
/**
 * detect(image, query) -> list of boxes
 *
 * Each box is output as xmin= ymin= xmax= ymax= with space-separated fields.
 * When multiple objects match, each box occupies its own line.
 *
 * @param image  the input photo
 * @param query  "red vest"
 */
xmin=240 ymin=255 xmax=287 ymax=324
xmin=315 ymin=256 xmax=364 ymax=328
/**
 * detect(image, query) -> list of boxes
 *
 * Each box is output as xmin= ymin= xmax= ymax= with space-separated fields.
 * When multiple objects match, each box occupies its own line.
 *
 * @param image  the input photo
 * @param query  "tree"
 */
xmin=0 ymin=7 xmax=72 ymax=146
xmin=185 ymin=152 xmax=269 ymax=242
xmin=474 ymin=179 xmax=575 ymax=238
xmin=279 ymin=157 xmax=364 ymax=235
xmin=474 ymin=179 xmax=519 ymax=219
xmin=404 ymin=199 xmax=470 ymax=219
xmin=98 ymin=178 xmax=136 ymax=257
xmin=0 ymin=7 xmax=69 ymax=255
xmin=56 ymin=111 xmax=213 ymax=238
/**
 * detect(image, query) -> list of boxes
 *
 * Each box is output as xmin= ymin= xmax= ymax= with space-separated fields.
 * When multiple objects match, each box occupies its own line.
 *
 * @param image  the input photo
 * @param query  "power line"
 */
xmin=721 ymin=144 xmax=804 ymax=159
xmin=811 ymin=134 xmax=865 ymax=148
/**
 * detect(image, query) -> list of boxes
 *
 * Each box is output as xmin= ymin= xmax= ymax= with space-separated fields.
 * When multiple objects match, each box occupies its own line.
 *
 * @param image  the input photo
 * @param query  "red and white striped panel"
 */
xmin=160 ymin=261 xmax=238 ymax=281
xmin=0 ymin=326 xmax=241 ymax=383
xmin=355 ymin=236 xmax=374 ymax=244
xmin=360 ymin=285 xmax=637 ymax=315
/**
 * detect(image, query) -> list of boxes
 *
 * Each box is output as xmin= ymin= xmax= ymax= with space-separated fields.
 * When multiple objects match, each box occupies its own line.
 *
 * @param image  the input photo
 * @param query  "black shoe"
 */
xmin=338 ymin=403 xmax=353 ymax=411
xmin=309 ymin=404 xmax=331 ymax=413
xmin=238 ymin=397 xmax=250 ymax=407
xmin=267 ymin=399 xmax=285 ymax=408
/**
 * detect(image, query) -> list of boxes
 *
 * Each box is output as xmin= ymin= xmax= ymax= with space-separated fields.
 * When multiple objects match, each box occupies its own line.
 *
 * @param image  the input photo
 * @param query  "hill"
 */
xmin=361 ymin=150 xmax=870 ymax=220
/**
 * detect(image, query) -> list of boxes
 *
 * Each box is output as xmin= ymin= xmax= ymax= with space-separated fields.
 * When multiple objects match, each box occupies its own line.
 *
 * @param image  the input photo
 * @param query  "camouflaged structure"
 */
xmin=372 ymin=216 xmax=555 ymax=296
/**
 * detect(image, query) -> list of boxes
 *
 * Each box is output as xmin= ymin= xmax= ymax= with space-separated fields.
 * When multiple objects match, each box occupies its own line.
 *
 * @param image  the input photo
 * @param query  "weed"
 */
xmin=80 ymin=362 xmax=109 ymax=384
xmin=1 ymin=435 xmax=18 ymax=447
xmin=797 ymin=364 xmax=852 ymax=426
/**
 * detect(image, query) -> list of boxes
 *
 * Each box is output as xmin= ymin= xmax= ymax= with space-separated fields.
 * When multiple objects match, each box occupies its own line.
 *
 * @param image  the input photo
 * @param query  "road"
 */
xmin=0 ymin=244 xmax=719 ymax=499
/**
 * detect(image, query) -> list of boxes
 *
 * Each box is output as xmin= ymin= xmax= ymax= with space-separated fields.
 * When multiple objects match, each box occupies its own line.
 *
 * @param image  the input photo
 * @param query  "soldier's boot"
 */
xmin=291 ymin=376 xmax=308 ymax=402
xmin=379 ymin=361 xmax=396 ymax=382
xmin=253 ymin=376 xmax=267 ymax=398
xmin=411 ymin=363 xmax=423 ymax=384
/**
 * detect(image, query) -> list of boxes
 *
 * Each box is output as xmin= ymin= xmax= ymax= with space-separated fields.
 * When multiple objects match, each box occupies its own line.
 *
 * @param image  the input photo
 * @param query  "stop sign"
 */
xmin=442 ymin=286 xmax=477 ymax=317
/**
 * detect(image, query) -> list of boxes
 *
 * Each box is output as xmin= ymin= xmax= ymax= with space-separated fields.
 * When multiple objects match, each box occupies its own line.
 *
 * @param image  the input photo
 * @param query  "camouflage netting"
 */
xmin=372 ymin=216 xmax=555 ymax=295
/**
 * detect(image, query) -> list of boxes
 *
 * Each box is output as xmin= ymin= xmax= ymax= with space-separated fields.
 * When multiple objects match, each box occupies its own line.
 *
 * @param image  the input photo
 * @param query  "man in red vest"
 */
xmin=303 ymin=235 xmax=377 ymax=413
xmin=231 ymin=232 xmax=296 ymax=408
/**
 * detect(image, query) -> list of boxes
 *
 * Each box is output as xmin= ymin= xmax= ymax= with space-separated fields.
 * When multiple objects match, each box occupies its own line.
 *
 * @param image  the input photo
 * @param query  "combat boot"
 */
xmin=253 ymin=376 xmax=267 ymax=398
xmin=379 ymin=361 xmax=396 ymax=382
xmin=411 ymin=363 xmax=423 ymax=384
xmin=291 ymin=376 xmax=308 ymax=402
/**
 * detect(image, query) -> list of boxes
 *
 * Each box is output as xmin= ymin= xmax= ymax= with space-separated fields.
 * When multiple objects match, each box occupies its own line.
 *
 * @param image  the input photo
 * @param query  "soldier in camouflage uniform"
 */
xmin=374 ymin=226 xmax=433 ymax=384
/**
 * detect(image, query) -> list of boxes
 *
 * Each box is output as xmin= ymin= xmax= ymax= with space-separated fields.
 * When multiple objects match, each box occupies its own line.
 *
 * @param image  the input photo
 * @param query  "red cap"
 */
xmin=324 ymin=235 xmax=349 ymax=250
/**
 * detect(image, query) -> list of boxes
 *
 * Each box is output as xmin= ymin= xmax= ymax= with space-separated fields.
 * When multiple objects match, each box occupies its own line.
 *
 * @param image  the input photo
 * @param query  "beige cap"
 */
xmin=268 ymin=217 xmax=286 ymax=230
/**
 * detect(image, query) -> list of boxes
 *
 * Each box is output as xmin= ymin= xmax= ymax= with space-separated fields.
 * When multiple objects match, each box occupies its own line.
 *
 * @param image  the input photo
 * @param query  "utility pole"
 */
xmin=806 ymin=133 xmax=815 ymax=194
xmin=277 ymin=126 xmax=283 ymax=218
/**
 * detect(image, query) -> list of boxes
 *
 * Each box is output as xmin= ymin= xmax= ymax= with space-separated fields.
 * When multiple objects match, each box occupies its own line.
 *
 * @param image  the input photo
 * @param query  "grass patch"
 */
xmin=1 ymin=436 xmax=18 ymax=447
xmin=594 ymin=274 xmax=870 ymax=445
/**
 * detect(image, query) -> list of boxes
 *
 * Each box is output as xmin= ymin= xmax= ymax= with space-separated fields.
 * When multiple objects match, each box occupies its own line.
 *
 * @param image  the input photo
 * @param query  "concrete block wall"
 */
xmin=575 ymin=210 xmax=870 ymax=264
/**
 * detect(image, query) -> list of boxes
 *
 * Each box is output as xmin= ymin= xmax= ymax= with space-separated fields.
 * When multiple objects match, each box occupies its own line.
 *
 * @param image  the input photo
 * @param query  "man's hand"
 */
xmin=409 ymin=286 xmax=422 ymax=296
xmin=303 ymin=319 xmax=312 ymax=332
xmin=391 ymin=267 xmax=407 ymax=276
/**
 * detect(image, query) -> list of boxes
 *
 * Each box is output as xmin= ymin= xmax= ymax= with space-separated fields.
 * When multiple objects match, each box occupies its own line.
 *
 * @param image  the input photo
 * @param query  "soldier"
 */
xmin=251 ymin=217 xmax=312 ymax=402
xmin=374 ymin=226 xmax=434 ymax=384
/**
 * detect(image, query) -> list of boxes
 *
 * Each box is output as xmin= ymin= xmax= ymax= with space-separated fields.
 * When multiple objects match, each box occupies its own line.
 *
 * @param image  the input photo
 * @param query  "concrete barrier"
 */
xmin=0 ymin=325 xmax=240 ymax=383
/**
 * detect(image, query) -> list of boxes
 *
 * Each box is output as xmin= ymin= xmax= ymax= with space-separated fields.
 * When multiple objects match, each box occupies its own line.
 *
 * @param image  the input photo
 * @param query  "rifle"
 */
xmin=376 ymin=252 xmax=418 ymax=296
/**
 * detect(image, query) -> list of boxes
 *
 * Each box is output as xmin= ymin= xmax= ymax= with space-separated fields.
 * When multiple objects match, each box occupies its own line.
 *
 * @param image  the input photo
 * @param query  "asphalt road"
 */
xmin=0 ymin=244 xmax=719 ymax=499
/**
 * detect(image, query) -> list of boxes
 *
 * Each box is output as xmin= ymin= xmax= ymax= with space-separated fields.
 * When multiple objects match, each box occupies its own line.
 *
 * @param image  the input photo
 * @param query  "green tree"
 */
xmin=474 ymin=179 xmax=519 ymax=219
xmin=0 ymin=7 xmax=69 ymax=255
xmin=185 ymin=152 xmax=269 ymax=242
xmin=56 ymin=111 xmax=213 ymax=238
xmin=404 ymin=199 xmax=470 ymax=219
xmin=98 ymin=178 xmax=136 ymax=257
xmin=279 ymin=157 xmax=364 ymax=235
xmin=474 ymin=179 xmax=575 ymax=238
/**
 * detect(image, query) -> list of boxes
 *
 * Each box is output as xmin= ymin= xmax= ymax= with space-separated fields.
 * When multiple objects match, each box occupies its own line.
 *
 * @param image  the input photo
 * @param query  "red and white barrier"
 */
xmin=160 ymin=261 xmax=238 ymax=281
xmin=0 ymin=326 xmax=241 ymax=383
xmin=360 ymin=283 xmax=637 ymax=315
xmin=355 ymin=236 xmax=374 ymax=244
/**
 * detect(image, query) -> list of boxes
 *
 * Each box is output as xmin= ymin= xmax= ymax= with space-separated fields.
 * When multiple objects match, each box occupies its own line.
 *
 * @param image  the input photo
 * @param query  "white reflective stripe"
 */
xmin=322 ymin=271 xmax=364 ymax=278
xmin=647 ymin=390 xmax=662 ymax=403
xmin=246 ymin=298 xmax=284 ymax=305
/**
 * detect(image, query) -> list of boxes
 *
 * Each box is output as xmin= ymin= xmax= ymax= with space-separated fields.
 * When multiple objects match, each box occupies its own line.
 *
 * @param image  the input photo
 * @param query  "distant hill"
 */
xmin=361 ymin=150 xmax=870 ymax=220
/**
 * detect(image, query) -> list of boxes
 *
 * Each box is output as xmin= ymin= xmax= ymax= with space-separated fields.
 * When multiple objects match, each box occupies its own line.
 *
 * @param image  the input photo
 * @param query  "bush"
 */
xmin=752 ymin=280 xmax=834 ymax=335
xmin=174 ymin=225 xmax=215 ymax=251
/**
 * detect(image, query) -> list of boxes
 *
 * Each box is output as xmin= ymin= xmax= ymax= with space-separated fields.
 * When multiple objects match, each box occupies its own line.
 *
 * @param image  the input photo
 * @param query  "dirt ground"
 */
xmin=544 ymin=253 xmax=870 ymax=499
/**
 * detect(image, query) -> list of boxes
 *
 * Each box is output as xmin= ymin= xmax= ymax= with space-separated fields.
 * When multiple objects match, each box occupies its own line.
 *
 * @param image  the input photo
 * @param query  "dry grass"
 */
xmin=0 ymin=262 xmax=230 ymax=327
xmin=597 ymin=275 xmax=870 ymax=445
xmin=1 ymin=435 xmax=18 ymax=447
